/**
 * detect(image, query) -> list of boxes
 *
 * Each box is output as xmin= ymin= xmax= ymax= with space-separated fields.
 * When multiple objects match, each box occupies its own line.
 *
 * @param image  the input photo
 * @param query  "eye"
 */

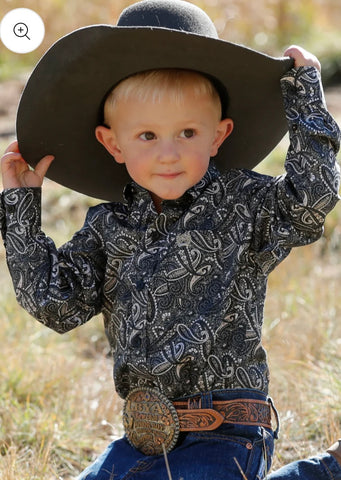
xmin=180 ymin=129 xmax=195 ymax=139
xmin=140 ymin=131 xmax=156 ymax=141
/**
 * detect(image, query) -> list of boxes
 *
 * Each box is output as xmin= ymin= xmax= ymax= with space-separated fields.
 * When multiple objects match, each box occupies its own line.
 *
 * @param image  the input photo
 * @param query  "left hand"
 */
xmin=284 ymin=45 xmax=321 ymax=72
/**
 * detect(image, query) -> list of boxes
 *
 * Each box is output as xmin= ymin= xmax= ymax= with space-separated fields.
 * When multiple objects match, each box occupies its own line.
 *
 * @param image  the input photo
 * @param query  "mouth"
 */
xmin=155 ymin=172 xmax=183 ymax=179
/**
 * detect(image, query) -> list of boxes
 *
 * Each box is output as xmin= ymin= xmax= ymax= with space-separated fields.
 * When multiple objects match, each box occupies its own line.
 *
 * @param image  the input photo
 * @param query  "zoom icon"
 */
xmin=0 ymin=8 xmax=45 ymax=54
xmin=13 ymin=22 xmax=31 ymax=40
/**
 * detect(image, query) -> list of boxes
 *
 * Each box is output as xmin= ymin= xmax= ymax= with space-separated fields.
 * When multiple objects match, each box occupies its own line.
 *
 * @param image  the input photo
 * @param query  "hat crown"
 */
xmin=117 ymin=0 xmax=218 ymax=38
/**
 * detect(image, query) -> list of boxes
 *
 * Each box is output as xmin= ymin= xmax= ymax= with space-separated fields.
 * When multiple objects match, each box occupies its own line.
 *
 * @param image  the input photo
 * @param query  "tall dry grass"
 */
xmin=0 ymin=243 xmax=124 ymax=479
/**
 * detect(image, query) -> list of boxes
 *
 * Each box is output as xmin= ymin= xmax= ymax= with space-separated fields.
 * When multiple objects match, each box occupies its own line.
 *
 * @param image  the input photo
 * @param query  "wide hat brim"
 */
xmin=17 ymin=25 xmax=293 ymax=201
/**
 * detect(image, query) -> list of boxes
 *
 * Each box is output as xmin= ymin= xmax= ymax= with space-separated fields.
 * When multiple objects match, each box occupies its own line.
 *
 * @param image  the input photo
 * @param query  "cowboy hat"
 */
xmin=16 ymin=0 xmax=294 ymax=201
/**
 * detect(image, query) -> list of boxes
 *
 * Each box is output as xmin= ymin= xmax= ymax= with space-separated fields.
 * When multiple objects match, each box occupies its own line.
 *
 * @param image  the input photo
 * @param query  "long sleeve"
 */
xmin=1 ymin=187 xmax=107 ymax=333
xmin=249 ymin=66 xmax=340 ymax=272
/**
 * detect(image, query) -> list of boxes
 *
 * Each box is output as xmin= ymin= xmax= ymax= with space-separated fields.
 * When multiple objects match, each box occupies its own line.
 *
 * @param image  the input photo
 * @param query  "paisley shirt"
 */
xmin=0 ymin=67 xmax=340 ymax=400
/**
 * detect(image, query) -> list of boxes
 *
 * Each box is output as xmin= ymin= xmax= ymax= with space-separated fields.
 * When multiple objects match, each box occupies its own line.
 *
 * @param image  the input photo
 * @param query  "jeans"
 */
xmin=77 ymin=389 xmax=341 ymax=480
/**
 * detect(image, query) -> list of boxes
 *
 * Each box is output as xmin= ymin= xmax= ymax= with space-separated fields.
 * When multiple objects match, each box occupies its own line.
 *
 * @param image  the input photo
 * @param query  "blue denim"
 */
xmin=268 ymin=454 xmax=341 ymax=480
xmin=76 ymin=389 xmax=341 ymax=480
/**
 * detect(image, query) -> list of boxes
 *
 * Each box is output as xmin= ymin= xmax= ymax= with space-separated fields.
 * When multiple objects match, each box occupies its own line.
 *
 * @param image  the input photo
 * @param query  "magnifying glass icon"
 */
xmin=13 ymin=22 xmax=30 ymax=40
xmin=1 ymin=9 xmax=44 ymax=53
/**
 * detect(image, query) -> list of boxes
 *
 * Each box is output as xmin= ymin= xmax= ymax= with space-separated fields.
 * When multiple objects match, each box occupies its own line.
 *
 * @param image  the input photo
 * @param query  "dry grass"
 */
xmin=264 ymin=243 xmax=341 ymax=468
xmin=0 ymin=1 xmax=341 ymax=477
xmin=0 ymin=281 xmax=124 ymax=479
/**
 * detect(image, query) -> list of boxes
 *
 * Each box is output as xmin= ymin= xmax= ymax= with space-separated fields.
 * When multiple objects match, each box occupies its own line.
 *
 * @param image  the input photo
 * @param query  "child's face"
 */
xmin=96 ymin=86 xmax=233 ymax=211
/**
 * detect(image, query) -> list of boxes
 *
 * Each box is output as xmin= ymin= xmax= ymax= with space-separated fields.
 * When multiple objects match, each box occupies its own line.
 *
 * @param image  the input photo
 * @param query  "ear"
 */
xmin=95 ymin=125 xmax=125 ymax=164
xmin=210 ymin=118 xmax=234 ymax=157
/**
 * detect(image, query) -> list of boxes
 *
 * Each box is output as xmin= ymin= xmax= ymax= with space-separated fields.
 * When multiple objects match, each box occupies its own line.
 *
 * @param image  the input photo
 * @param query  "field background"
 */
xmin=0 ymin=0 xmax=341 ymax=478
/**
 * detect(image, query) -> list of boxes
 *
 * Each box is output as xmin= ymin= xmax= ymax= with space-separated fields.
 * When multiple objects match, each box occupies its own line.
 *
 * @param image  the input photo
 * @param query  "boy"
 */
xmin=1 ymin=1 xmax=341 ymax=478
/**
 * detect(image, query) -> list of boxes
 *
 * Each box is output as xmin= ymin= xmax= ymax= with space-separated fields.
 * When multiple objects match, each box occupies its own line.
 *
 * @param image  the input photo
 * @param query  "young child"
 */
xmin=1 ymin=1 xmax=341 ymax=479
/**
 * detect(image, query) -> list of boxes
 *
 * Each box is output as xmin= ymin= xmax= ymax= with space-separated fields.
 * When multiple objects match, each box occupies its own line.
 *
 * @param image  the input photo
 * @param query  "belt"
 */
xmin=123 ymin=388 xmax=276 ymax=456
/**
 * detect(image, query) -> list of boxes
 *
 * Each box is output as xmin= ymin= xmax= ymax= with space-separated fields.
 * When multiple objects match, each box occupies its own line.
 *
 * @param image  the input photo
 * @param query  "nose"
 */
xmin=158 ymin=140 xmax=180 ymax=164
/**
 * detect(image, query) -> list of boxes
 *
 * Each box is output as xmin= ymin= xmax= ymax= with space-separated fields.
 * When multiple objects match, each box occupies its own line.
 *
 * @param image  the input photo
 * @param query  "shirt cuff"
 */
xmin=280 ymin=65 xmax=326 ymax=109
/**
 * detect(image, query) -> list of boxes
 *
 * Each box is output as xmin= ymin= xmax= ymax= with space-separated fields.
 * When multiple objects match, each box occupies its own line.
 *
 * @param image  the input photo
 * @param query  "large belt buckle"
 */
xmin=123 ymin=387 xmax=180 ymax=456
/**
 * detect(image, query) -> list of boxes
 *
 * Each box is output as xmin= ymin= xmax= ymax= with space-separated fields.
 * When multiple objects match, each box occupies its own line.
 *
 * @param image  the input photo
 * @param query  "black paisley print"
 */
xmin=1 ymin=67 xmax=340 ymax=400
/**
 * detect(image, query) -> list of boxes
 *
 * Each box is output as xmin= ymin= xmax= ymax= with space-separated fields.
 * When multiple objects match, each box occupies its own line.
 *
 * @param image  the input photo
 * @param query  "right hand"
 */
xmin=284 ymin=45 xmax=321 ymax=72
xmin=1 ymin=141 xmax=54 ymax=189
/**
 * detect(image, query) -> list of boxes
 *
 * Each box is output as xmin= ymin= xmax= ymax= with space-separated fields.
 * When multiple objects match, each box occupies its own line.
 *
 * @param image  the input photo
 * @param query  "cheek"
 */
xmin=192 ymin=153 xmax=210 ymax=178
xmin=124 ymin=156 xmax=148 ymax=182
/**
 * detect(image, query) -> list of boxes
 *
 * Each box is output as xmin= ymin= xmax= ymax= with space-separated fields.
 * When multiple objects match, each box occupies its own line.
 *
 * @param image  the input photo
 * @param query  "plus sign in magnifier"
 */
xmin=13 ymin=22 xmax=31 ymax=40
xmin=0 ymin=8 xmax=45 ymax=53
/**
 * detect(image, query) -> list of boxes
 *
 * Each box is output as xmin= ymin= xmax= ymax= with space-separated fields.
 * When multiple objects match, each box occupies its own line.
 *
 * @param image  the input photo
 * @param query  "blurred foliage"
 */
xmin=1 ymin=0 xmax=341 ymax=81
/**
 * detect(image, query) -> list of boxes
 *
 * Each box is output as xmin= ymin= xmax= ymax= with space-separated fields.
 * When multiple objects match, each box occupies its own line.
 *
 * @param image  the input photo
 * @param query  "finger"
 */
xmin=284 ymin=45 xmax=321 ymax=72
xmin=284 ymin=45 xmax=304 ymax=59
xmin=4 ymin=140 xmax=19 ymax=154
xmin=34 ymin=155 xmax=55 ymax=179
xmin=1 ymin=154 xmax=29 ymax=189
xmin=1 ymin=150 xmax=26 ymax=169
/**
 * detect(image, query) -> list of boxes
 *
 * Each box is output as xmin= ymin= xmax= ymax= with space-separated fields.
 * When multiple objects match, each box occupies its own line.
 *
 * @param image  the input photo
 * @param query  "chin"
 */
xmin=163 ymin=194 xmax=184 ymax=201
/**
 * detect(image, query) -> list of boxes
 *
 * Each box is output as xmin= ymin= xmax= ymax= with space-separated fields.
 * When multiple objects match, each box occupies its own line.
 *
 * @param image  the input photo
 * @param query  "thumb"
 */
xmin=34 ymin=155 xmax=55 ymax=180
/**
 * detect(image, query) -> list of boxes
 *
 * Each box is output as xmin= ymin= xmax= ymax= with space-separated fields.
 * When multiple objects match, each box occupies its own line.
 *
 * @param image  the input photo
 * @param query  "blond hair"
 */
xmin=103 ymin=69 xmax=223 ymax=124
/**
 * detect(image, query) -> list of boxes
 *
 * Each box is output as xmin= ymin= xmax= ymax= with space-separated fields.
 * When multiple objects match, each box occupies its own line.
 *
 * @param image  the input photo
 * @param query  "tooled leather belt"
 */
xmin=123 ymin=387 xmax=276 ymax=456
